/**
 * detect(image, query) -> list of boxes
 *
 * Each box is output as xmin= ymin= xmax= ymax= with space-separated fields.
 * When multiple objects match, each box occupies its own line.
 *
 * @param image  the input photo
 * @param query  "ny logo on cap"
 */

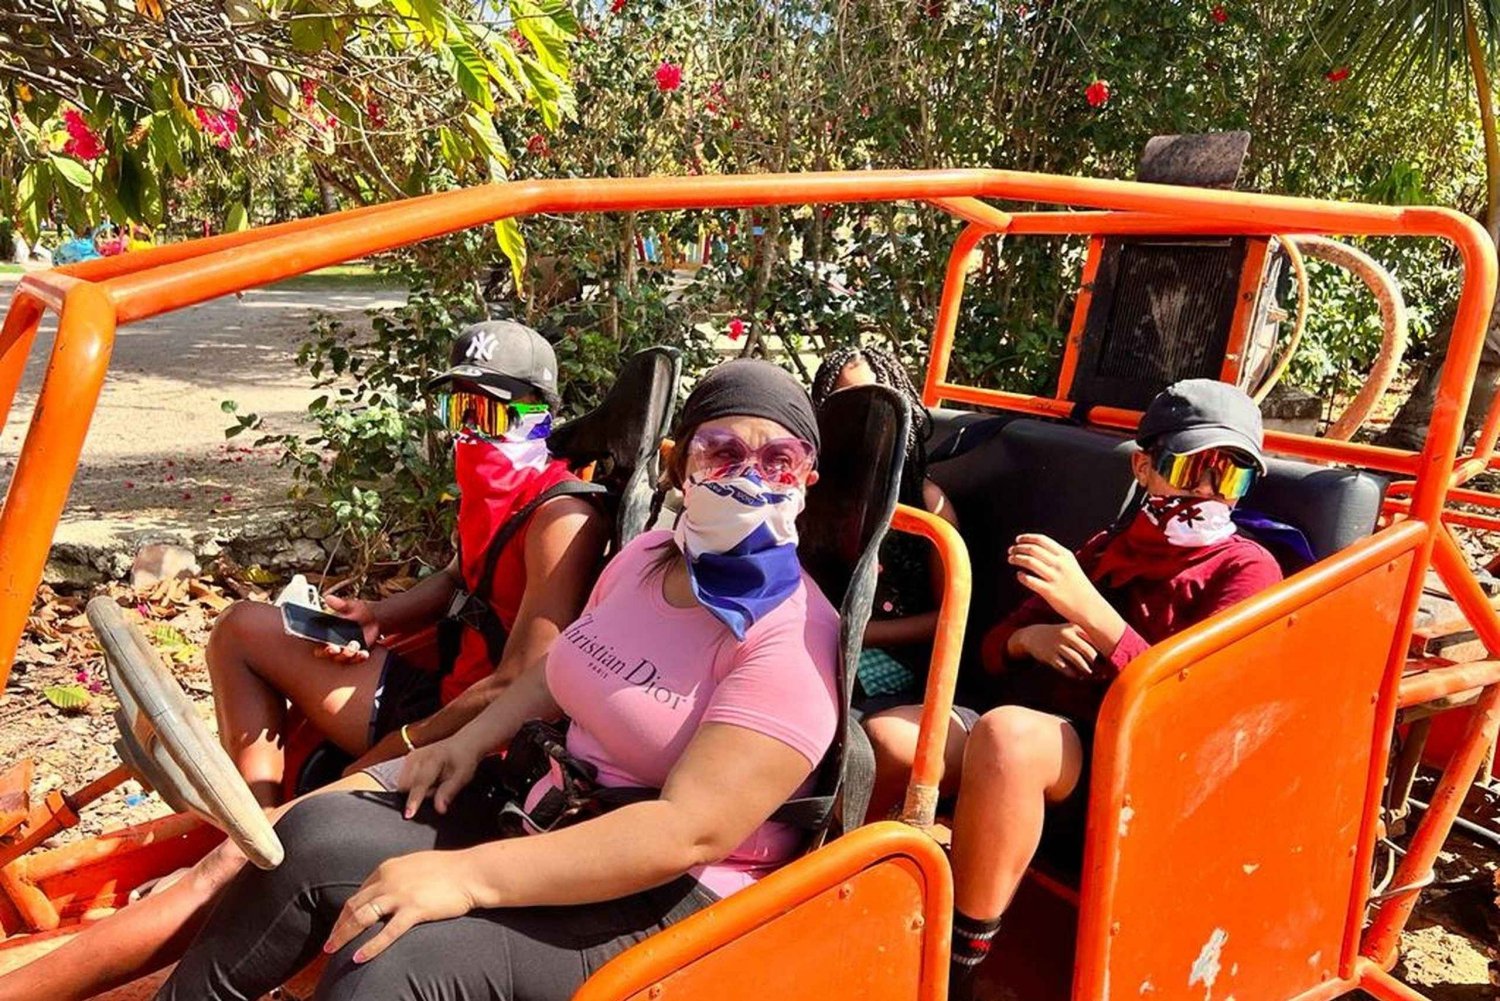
xmin=466 ymin=330 xmax=498 ymax=363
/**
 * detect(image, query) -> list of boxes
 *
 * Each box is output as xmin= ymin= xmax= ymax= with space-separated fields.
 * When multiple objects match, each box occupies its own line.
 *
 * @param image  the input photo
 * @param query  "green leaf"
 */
xmin=463 ymin=109 xmax=510 ymax=170
xmin=48 ymin=154 xmax=95 ymax=193
xmin=510 ymin=0 xmax=572 ymax=77
xmin=494 ymin=216 xmax=527 ymax=292
xmin=447 ymin=34 xmax=496 ymax=110
xmin=150 ymin=111 xmax=187 ymax=175
xmin=43 ymin=684 xmax=91 ymax=713
xmin=290 ymin=15 xmax=326 ymax=52
xmin=225 ymin=201 xmax=249 ymax=232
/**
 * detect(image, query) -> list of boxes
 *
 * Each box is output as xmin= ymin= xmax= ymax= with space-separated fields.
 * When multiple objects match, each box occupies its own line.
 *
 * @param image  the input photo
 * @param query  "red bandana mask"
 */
xmin=1089 ymin=496 xmax=1239 ymax=589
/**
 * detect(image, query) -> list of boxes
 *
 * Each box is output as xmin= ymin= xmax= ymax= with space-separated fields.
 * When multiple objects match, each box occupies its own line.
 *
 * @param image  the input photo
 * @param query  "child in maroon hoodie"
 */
xmin=946 ymin=380 xmax=1283 ymax=996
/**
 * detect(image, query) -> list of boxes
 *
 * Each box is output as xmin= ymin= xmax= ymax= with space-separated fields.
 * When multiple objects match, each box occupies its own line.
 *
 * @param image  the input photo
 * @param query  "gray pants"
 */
xmin=155 ymin=782 xmax=718 ymax=1001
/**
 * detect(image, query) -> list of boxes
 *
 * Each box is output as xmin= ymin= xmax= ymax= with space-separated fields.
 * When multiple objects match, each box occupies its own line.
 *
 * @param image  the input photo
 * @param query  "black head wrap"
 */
xmin=674 ymin=359 xmax=821 ymax=454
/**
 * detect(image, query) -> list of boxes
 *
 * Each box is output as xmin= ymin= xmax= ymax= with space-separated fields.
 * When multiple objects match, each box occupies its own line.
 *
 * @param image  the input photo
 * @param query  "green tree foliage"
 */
xmin=0 ymin=0 xmax=578 ymax=278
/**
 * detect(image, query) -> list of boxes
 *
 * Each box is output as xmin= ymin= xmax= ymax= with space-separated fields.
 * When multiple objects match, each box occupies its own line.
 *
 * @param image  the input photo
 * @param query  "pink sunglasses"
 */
xmin=687 ymin=428 xmax=815 ymax=485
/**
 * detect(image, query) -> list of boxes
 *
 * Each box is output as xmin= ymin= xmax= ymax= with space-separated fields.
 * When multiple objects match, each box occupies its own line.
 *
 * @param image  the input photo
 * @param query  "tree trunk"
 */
xmin=1379 ymin=0 xmax=1500 ymax=449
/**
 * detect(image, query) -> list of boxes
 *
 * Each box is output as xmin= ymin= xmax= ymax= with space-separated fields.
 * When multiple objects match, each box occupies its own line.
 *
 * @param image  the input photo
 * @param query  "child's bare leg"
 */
xmin=206 ymin=601 xmax=386 ymax=806
xmin=0 ymin=772 xmax=383 ymax=1001
xmin=945 ymin=706 xmax=1082 ymax=998
xmin=950 ymin=706 xmax=1083 ymax=917
xmin=863 ymin=705 xmax=969 ymax=819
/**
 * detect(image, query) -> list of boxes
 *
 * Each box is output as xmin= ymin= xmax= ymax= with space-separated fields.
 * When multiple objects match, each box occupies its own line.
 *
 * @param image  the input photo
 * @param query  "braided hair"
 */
xmin=811 ymin=344 xmax=932 ymax=504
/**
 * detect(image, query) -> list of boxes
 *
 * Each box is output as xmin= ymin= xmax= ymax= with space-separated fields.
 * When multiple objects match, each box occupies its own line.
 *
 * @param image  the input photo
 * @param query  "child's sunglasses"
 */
xmin=437 ymin=391 xmax=549 ymax=439
xmin=1154 ymin=447 xmax=1259 ymax=500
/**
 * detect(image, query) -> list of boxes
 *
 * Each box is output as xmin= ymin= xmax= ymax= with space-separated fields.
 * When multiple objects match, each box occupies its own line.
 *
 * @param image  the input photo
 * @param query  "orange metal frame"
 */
xmin=0 ymin=170 xmax=1495 ymax=1000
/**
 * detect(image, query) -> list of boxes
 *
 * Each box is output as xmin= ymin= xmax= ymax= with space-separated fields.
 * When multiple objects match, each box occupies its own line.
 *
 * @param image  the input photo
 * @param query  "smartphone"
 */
xmin=281 ymin=603 xmax=366 ymax=650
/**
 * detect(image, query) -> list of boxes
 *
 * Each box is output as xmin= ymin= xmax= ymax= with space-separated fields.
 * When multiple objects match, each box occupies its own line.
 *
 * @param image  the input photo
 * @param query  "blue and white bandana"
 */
xmin=672 ymin=471 xmax=804 ymax=640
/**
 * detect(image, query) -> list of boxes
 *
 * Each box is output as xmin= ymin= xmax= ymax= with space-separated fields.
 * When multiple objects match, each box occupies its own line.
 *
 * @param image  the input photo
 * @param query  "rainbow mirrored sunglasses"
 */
xmin=1153 ymin=446 xmax=1259 ymax=500
xmin=436 ymin=391 xmax=549 ymax=439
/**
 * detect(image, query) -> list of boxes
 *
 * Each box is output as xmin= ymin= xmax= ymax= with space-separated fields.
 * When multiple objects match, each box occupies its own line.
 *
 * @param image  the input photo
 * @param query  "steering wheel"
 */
xmin=87 ymin=597 xmax=284 ymax=869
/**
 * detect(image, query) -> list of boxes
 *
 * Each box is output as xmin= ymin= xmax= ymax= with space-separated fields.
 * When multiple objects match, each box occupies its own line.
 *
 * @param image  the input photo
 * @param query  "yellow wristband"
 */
xmin=399 ymin=724 xmax=416 ymax=752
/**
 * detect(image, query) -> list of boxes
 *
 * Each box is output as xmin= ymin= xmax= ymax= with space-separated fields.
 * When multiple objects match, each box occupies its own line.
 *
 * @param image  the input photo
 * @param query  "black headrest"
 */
xmin=549 ymin=347 xmax=682 ymax=545
xmin=798 ymin=385 xmax=909 ymax=608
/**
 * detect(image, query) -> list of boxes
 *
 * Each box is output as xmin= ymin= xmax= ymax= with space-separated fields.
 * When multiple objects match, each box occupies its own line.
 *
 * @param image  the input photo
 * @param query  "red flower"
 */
xmin=610 ymin=0 xmax=626 ymax=11
xmin=195 ymin=106 xmax=240 ymax=148
xmin=1326 ymin=66 xmax=1350 ymax=83
xmin=366 ymin=100 xmax=386 ymax=129
xmin=1211 ymin=5 xmax=1227 ymax=22
xmin=61 ymin=108 xmax=104 ymax=162
xmin=301 ymin=78 xmax=318 ymax=108
xmin=526 ymin=133 xmax=550 ymax=156
xmin=727 ymin=317 xmax=746 ymax=341
xmin=1085 ymin=79 xmax=1110 ymax=108
xmin=655 ymin=61 xmax=682 ymax=92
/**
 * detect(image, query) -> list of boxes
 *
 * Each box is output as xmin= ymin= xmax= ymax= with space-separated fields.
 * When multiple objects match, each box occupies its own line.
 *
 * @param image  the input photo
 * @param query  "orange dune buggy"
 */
xmin=0 ymin=154 xmax=1495 ymax=1000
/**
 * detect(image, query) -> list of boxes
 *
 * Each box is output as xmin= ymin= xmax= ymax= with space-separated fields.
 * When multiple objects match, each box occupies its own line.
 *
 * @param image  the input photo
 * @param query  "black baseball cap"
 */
xmin=1136 ymin=378 xmax=1266 ymax=473
xmin=426 ymin=320 xmax=560 ymax=408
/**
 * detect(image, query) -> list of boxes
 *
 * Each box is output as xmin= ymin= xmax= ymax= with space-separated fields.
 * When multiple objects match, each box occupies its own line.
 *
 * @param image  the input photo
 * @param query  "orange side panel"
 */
xmin=575 ymin=823 xmax=951 ymax=1001
xmin=1074 ymin=528 xmax=1420 ymax=1000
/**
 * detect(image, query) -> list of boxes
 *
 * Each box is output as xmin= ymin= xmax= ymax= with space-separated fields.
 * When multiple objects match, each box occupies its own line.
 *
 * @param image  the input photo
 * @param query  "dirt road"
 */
xmin=0 ymin=274 xmax=406 ymax=574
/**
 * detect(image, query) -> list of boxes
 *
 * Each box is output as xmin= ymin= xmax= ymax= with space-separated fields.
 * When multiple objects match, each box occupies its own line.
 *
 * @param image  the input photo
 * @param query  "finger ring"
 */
xmin=366 ymin=902 xmax=383 ymax=921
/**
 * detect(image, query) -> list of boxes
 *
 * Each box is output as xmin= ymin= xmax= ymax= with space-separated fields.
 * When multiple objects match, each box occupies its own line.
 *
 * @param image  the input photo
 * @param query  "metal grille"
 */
xmin=1071 ymin=238 xmax=1246 ymax=410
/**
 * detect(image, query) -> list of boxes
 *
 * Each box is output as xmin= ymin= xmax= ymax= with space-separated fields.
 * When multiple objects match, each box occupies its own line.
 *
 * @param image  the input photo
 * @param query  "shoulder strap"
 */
xmin=476 ymin=479 xmax=608 ymax=601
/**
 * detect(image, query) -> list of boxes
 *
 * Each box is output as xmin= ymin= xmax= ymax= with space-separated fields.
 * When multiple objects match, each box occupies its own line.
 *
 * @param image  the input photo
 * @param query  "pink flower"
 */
xmin=124 ymin=481 xmax=134 ymax=489
xmin=74 ymin=669 xmax=89 ymax=684
xmin=87 ymin=680 xmax=103 ymax=694
xmin=221 ymin=493 xmax=234 ymax=502
xmin=655 ymin=61 xmax=683 ymax=92
xmin=1211 ymin=5 xmax=1227 ymax=23
xmin=727 ymin=317 xmax=746 ymax=340
xmin=61 ymin=109 xmax=104 ymax=162
xmin=1085 ymin=79 xmax=1110 ymax=108
xmin=1326 ymin=66 xmax=1350 ymax=83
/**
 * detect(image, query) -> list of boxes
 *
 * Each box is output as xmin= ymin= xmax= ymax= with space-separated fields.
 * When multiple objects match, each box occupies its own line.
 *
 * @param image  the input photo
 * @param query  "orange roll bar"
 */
xmin=888 ymin=504 xmax=972 ymax=828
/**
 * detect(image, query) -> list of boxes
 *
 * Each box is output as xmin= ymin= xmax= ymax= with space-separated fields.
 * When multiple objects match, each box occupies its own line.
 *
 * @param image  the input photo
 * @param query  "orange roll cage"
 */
xmin=1 ymin=169 xmax=1497 ymax=1000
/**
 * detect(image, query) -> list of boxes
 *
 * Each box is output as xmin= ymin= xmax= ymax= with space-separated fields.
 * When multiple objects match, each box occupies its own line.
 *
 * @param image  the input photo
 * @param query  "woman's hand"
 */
xmin=316 ymin=595 xmax=382 ymax=664
xmin=395 ymin=731 xmax=487 ymax=818
xmin=1008 ymin=623 xmax=1099 ymax=679
xmin=323 ymin=851 xmax=478 ymax=963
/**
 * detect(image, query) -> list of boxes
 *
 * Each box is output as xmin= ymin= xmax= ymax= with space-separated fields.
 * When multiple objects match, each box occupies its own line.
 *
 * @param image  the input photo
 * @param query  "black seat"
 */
xmin=550 ymin=347 xmax=683 ymax=548
xmin=928 ymin=417 xmax=1388 ymax=658
xmin=793 ymin=384 xmax=909 ymax=839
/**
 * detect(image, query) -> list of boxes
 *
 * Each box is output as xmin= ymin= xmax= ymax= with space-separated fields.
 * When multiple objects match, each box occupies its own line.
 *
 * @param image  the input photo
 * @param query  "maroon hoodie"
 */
xmin=980 ymin=512 xmax=1283 ymax=688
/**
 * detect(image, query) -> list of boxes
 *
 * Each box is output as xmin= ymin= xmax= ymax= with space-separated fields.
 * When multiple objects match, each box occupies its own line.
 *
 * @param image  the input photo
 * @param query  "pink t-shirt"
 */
xmin=535 ymin=530 xmax=841 ymax=897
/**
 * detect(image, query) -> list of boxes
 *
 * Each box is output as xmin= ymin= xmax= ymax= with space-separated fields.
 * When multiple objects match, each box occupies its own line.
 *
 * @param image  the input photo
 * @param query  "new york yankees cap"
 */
xmin=426 ymin=320 xmax=560 ymax=408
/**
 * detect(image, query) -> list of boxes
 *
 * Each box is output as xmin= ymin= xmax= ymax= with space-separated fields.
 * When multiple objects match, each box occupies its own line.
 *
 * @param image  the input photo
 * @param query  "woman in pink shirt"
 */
xmin=141 ymin=359 xmax=842 ymax=1001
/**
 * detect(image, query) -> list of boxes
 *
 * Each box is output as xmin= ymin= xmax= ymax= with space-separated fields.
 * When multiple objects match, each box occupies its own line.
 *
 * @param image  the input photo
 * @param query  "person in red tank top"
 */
xmin=205 ymin=321 xmax=609 ymax=806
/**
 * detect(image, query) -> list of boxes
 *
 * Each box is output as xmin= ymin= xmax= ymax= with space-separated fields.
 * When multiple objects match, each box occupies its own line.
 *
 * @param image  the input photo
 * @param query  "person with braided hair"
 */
xmin=810 ymin=344 xmax=967 ymax=817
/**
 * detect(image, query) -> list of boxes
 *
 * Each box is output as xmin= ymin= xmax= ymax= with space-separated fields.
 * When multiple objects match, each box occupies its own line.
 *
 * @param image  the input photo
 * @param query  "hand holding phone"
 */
xmin=281 ymin=603 xmax=369 ymax=662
